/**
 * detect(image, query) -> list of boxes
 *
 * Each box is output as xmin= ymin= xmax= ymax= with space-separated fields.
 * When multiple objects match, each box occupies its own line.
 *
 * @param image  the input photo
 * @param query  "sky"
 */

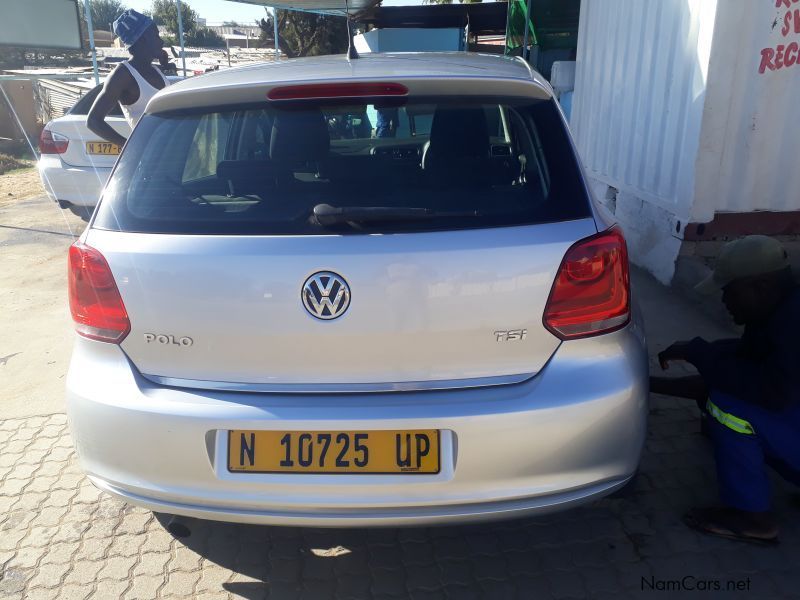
xmin=122 ymin=0 xmax=421 ymax=25
xmin=123 ymin=1 xmax=270 ymax=25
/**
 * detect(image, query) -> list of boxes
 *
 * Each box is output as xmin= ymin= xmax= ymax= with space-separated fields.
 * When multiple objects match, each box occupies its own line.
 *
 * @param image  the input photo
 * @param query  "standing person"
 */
xmin=87 ymin=9 xmax=172 ymax=145
xmin=652 ymin=235 xmax=800 ymax=545
xmin=376 ymin=107 xmax=399 ymax=138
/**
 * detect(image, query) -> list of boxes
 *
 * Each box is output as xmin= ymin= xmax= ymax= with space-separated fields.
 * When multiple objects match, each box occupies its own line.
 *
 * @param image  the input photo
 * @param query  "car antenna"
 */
xmin=344 ymin=0 xmax=359 ymax=60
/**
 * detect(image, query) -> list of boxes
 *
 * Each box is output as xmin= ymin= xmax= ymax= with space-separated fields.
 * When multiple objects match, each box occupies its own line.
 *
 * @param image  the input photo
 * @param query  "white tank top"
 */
xmin=120 ymin=61 xmax=169 ymax=128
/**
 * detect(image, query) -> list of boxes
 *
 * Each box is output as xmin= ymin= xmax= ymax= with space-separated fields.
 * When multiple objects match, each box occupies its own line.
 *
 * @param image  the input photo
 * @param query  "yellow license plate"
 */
xmin=228 ymin=430 xmax=440 ymax=474
xmin=86 ymin=142 xmax=121 ymax=155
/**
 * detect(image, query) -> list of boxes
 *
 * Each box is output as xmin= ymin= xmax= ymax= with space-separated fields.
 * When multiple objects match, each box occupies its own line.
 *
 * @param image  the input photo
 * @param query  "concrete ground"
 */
xmin=2 ymin=195 xmax=799 ymax=599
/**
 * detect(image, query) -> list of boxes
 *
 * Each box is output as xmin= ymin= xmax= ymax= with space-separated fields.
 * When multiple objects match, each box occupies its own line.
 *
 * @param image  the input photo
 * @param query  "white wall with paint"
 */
xmin=571 ymin=0 xmax=719 ymax=283
xmin=572 ymin=0 xmax=799 ymax=284
xmin=692 ymin=0 xmax=800 ymax=221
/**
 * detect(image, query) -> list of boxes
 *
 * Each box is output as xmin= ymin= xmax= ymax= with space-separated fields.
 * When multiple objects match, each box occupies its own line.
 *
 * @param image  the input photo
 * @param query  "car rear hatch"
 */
xmin=83 ymin=80 xmax=612 ymax=391
xmin=86 ymin=220 xmax=597 ymax=388
xmin=47 ymin=114 xmax=129 ymax=168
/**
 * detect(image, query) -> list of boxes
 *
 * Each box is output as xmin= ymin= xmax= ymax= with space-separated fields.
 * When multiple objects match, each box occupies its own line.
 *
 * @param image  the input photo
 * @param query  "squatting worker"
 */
xmin=651 ymin=235 xmax=799 ymax=545
xmin=87 ymin=9 xmax=171 ymax=144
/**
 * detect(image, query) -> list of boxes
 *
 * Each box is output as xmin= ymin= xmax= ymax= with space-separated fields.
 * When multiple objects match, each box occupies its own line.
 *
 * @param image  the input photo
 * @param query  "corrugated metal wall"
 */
xmin=692 ymin=0 xmax=800 ymax=221
xmin=35 ymin=80 xmax=87 ymax=122
xmin=571 ymin=0 xmax=718 ymax=221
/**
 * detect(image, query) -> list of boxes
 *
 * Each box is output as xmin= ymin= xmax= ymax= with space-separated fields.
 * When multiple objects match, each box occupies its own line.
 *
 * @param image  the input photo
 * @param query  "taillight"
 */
xmin=68 ymin=242 xmax=130 ymax=343
xmin=544 ymin=227 xmax=630 ymax=340
xmin=39 ymin=128 xmax=69 ymax=154
xmin=267 ymin=82 xmax=409 ymax=101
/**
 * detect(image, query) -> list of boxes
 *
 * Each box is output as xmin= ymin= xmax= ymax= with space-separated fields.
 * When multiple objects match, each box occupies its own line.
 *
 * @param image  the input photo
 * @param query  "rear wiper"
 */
xmin=312 ymin=203 xmax=482 ymax=226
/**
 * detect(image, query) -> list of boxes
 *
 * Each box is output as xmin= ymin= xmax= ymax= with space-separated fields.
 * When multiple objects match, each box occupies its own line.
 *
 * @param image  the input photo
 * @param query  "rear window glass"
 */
xmin=94 ymin=97 xmax=590 ymax=235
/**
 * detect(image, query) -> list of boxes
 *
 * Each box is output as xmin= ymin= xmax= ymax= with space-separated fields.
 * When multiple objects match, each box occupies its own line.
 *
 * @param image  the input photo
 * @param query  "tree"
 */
xmin=89 ymin=0 xmax=127 ymax=31
xmin=222 ymin=21 xmax=240 ymax=27
xmin=257 ymin=11 xmax=348 ymax=58
xmin=188 ymin=28 xmax=226 ymax=48
xmin=151 ymin=0 xmax=197 ymax=38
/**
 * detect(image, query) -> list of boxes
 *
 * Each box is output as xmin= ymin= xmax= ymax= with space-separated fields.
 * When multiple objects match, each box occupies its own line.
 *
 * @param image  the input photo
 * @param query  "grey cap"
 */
xmin=695 ymin=235 xmax=789 ymax=294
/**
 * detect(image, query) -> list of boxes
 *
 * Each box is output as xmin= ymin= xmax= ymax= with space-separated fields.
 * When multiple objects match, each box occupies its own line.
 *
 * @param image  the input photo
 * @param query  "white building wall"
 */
xmin=571 ymin=0 xmax=719 ymax=283
xmin=354 ymin=29 xmax=464 ymax=54
xmin=692 ymin=0 xmax=800 ymax=222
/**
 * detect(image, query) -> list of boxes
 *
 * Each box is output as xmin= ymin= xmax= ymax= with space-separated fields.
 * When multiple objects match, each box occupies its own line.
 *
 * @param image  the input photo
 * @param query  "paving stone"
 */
xmin=301 ymin=556 xmax=336 ymax=580
xmin=52 ymin=472 xmax=85 ymax=491
xmin=514 ymin=575 xmax=551 ymax=598
xmin=133 ymin=551 xmax=171 ymax=578
xmin=43 ymin=488 xmax=77 ymax=509
xmin=124 ymin=574 xmax=164 ymax=600
xmin=108 ymin=534 xmax=146 ymax=558
xmin=438 ymin=561 xmax=473 ymax=587
xmin=6 ymin=462 xmax=38 ymax=479
xmin=370 ymin=569 xmax=407 ymax=596
xmin=28 ymin=560 xmax=71 ymax=590
xmin=24 ymin=475 xmax=59 ymax=494
xmin=471 ymin=556 xmax=508 ymax=582
xmin=368 ymin=544 xmax=404 ymax=569
xmin=405 ymin=564 xmax=440 ymax=591
xmin=138 ymin=528 xmax=174 ymax=554
xmin=0 ymin=566 xmax=29 ymax=596
xmin=7 ymin=545 xmax=46 ymax=570
xmin=194 ymin=563 xmax=231 ymax=593
xmin=268 ymin=558 xmax=303 ymax=582
xmin=117 ymin=511 xmax=152 ymax=536
xmin=401 ymin=541 xmax=436 ymax=567
xmin=301 ymin=579 xmax=337 ymax=598
xmin=62 ymin=559 xmax=103 ymax=586
xmin=50 ymin=521 xmax=90 ymax=545
xmin=433 ymin=537 xmax=473 ymax=562
xmin=336 ymin=573 xmax=373 ymax=598
xmin=25 ymin=585 xmax=63 ymax=600
xmin=92 ymin=579 xmax=130 ymax=599
xmin=33 ymin=505 xmax=70 ymax=528
xmin=0 ymin=478 xmax=28 ymax=496
xmin=16 ymin=526 xmax=54 ymax=549
xmin=40 ymin=541 xmax=80 ymax=565
xmin=97 ymin=554 xmax=138 ymax=581
xmin=581 ymin=567 xmax=621 ymax=594
xmin=194 ymin=592 xmax=231 ymax=600
xmin=160 ymin=569 xmax=202 ymax=597
xmin=72 ymin=483 xmax=103 ymax=504
xmin=408 ymin=591 xmax=446 ymax=600
xmin=477 ymin=579 xmax=516 ymax=600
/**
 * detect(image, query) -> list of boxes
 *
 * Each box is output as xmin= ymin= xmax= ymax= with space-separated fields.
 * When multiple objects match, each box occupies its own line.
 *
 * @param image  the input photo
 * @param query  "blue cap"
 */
xmin=113 ymin=9 xmax=155 ymax=47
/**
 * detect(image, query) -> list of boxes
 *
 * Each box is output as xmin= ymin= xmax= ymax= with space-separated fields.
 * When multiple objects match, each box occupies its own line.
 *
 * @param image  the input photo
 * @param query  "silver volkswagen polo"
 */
xmin=66 ymin=53 xmax=648 ymax=527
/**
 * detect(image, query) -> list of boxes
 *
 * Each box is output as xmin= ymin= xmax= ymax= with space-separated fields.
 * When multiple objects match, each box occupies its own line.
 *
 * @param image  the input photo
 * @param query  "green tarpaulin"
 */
xmin=505 ymin=0 xmax=581 ymax=56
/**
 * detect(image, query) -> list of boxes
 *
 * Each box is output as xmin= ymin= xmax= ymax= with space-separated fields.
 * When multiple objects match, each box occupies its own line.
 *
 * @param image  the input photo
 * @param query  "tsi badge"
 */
xmin=144 ymin=333 xmax=193 ymax=347
xmin=495 ymin=329 xmax=527 ymax=342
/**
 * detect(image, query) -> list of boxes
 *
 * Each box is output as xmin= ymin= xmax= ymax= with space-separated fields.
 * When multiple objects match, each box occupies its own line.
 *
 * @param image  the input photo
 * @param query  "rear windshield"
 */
xmin=93 ymin=97 xmax=590 ymax=235
xmin=69 ymin=85 xmax=123 ymax=117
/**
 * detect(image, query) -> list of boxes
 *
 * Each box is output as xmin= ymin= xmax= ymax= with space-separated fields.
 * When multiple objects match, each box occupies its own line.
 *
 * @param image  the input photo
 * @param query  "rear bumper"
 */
xmin=38 ymin=156 xmax=109 ymax=207
xmin=67 ymin=320 xmax=648 ymax=527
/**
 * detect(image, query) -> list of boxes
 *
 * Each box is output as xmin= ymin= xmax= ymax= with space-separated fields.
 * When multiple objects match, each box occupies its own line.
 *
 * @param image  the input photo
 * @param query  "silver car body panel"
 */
xmin=67 ymin=53 xmax=649 ymax=525
xmin=67 ymin=316 xmax=647 ymax=527
xmin=87 ymin=218 xmax=596 ymax=390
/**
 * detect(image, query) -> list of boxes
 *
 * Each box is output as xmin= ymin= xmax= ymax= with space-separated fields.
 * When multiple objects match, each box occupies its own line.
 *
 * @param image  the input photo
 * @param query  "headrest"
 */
xmin=269 ymin=110 xmax=330 ymax=164
xmin=427 ymin=107 xmax=490 ymax=159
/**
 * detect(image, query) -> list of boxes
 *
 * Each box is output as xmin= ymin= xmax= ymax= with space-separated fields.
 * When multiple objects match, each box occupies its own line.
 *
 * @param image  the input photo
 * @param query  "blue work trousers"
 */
xmin=708 ymin=392 xmax=800 ymax=512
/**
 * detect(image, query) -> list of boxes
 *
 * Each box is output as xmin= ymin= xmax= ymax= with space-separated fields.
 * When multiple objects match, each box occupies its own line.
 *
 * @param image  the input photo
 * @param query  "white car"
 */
xmin=67 ymin=53 xmax=648 ymax=527
xmin=38 ymin=84 xmax=130 ymax=209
